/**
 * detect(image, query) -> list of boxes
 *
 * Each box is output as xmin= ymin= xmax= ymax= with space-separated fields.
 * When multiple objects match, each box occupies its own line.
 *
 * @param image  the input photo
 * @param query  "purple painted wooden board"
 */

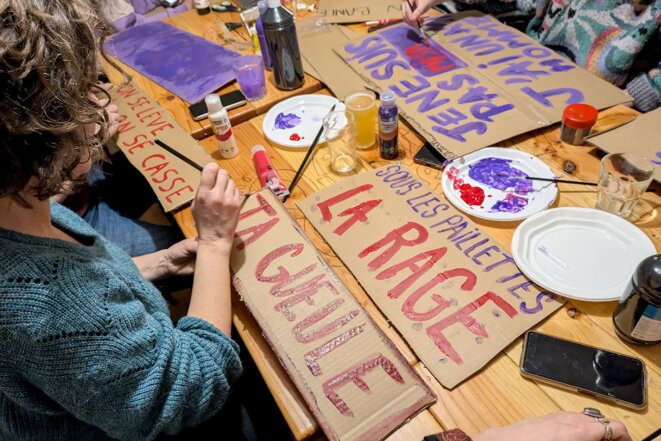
xmin=105 ymin=21 xmax=240 ymax=103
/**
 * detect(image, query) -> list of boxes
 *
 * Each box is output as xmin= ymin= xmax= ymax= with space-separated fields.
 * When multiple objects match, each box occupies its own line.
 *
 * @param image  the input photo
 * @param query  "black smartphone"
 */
xmin=188 ymin=90 xmax=247 ymax=121
xmin=520 ymin=331 xmax=647 ymax=409
xmin=413 ymin=141 xmax=448 ymax=170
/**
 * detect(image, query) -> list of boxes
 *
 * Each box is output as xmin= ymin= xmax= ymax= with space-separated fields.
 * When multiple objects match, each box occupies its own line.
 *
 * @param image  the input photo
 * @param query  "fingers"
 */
xmin=609 ymin=420 xmax=632 ymax=441
xmin=402 ymin=0 xmax=416 ymax=27
xmin=198 ymin=162 xmax=220 ymax=193
xmin=213 ymin=168 xmax=230 ymax=196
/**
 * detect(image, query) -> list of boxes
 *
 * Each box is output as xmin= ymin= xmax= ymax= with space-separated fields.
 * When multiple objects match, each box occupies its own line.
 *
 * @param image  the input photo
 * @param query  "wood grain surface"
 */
xmin=104 ymin=5 xmax=660 ymax=440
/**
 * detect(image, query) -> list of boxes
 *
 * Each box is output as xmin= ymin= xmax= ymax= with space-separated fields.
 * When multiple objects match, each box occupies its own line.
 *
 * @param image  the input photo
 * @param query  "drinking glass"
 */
xmin=232 ymin=55 xmax=266 ymax=101
xmin=595 ymin=153 xmax=654 ymax=218
xmin=344 ymin=89 xmax=376 ymax=150
xmin=323 ymin=111 xmax=357 ymax=173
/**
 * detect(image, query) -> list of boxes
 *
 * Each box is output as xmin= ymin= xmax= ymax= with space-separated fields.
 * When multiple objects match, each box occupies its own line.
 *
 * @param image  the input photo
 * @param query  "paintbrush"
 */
xmin=283 ymin=103 xmax=338 ymax=203
xmin=405 ymin=0 xmax=430 ymax=46
xmin=155 ymin=139 xmax=204 ymax=171
xmin=496 ymin=172 xmax=656 ymax=192
xmin=154 ymin=138 xmax=252 ymax=204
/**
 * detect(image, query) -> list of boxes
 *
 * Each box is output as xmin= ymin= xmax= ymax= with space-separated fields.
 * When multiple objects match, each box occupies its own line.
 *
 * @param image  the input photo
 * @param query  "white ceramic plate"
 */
xmin=512 ymin=207 xmax=656 ymax=301
xmin=263 ymin=95 xmax=345 ymax=148
xmin=441 ymin=147 xmax=558 ymax=221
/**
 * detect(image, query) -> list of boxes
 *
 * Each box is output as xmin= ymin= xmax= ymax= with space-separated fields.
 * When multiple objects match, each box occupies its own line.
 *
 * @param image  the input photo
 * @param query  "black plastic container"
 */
xmin=261 ymin=0 xmax=304 ymax=90
xmin=613 ymin=254 xmax=661 ymax=345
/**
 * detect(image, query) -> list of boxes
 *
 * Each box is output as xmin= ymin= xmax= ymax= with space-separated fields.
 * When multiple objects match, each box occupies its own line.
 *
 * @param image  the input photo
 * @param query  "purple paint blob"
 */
xmin=104 ymin=21 xmax=240 ymax=104
xmin=491 ymin=193 xmax=528 ymax=213
xmin=467 ymin=157 xmax=532 ymax=195
xmin=274 ymin=112 xmax=302 ymax=130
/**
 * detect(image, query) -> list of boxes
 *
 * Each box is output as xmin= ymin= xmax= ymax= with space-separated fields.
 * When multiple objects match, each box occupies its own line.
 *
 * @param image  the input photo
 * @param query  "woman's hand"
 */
xmin=402 ymin=0 xmax=445 ymax=27
xmin=162 ymin=237 xmax=198 ymax=278
xmin=191 ymin=163 xmax=242 ymax=249
xmin=473 ymin=412 xmax=632 ymax=441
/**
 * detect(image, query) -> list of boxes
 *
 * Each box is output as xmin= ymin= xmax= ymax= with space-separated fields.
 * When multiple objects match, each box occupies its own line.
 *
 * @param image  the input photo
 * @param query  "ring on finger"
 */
xmin=602 ymin=418 xmax=613 ymax=441
xmin=582 ymin=407 xmax=605 ymax=422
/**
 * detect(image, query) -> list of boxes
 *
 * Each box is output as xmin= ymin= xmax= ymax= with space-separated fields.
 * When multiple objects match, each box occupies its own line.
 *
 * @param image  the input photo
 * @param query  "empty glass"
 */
xmin=232 ymin=55 xmax=266 ymax=101
xmin=596 ymin=153 xmax=654 ymax=218
xmin=323 ymin=111 xmax=357 ymax=173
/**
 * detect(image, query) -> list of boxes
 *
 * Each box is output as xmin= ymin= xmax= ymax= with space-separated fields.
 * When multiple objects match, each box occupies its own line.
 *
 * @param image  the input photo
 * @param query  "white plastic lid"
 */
xmin=251 ymin=144 xmax=266 ymax=155
xmin=267 ymin=0 xmax=279 ymax=8
xmin=204 ymin=94 xmax=223 ymax=113
xmin=381 ymin=90 xmax=396 ymax=106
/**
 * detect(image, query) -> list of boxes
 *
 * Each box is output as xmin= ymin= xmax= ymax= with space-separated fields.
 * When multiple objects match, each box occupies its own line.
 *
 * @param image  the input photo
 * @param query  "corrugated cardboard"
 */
xmin=318 ymin=0 xmax=402 ymax=24
xmin=334 ymin=12 xmax=631 ymax=159
xmin=299 ymin=24 xmax=365 ymax=100
xmin=231 ymin=189 xmax=436 ymax=441
xmin=587 ymin=108 xmax=661 ymax=183
xmin=298 ymin=164 xmax=563 ymax=388
xmin=107 ymin=81 xmax=214 ymax=212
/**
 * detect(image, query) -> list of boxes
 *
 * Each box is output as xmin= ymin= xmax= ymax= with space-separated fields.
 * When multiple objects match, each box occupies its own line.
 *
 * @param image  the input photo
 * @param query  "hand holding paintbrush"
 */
xmin=402 ymin=0 xmax=431 ymax=45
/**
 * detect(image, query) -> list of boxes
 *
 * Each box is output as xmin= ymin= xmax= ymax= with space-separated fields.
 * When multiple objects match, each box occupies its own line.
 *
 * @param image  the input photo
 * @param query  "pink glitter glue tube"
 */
xmin=251 ymin=144 xmax=290 ymax=198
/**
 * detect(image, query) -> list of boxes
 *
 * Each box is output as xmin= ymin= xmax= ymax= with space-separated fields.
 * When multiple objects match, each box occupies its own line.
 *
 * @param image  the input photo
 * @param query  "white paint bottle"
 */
xmin=205 ymin=94 xmax=238 ymax=159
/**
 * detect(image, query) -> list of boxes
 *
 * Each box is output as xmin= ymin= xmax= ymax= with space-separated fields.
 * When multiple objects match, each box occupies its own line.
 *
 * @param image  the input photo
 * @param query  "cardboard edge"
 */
xmin=234 ymin=188 xmax=436 ymax=441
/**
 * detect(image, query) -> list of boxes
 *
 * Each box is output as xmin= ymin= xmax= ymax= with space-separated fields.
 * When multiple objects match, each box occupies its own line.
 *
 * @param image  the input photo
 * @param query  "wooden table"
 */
xmin=102 ymin=9 xmax=323 ymax=140
xmin=105 ymin=8 xmax=661 ymax=441
xmin=171 ymin=95 xmax=661 ymax=440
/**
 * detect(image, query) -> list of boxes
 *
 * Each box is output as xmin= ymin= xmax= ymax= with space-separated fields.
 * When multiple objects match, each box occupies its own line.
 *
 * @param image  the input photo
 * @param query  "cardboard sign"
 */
xmin=335 ymin=13 xmax=631 ymax=159
xmin=298 ymin=165 xmax=563 ymax=388
xmin=588 ymin=108 xmax=661 ymax=183
xmin=231 ymin=189 xmax=435 ymax=441
xmin=318 ymin=0 xmax=402 ymax=24
xmin=105 ymin=22 xmax=240 ymax=104
xmin=108 ymin=81 xmax=214 ymax=212
xmin=299 ymin=24 xmax=365 ymax=100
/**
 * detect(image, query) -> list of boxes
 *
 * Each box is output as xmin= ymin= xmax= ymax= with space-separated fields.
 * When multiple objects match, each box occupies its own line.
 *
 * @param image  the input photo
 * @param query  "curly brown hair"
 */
xmin=0 ymin=0 xmax=112 ymax=202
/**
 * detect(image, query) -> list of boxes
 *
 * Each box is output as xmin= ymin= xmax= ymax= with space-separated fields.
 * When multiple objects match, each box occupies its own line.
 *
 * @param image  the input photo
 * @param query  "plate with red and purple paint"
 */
xmin=263 ymin=95 xmax=345 ymax=148
xmin=441 ymin=147 xmax=558 ymax=221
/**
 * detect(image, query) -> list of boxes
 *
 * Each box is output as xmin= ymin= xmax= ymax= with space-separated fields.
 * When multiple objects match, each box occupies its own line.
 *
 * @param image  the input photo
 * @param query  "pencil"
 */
xmin=154 ymin=139 xmax=204 ymax=172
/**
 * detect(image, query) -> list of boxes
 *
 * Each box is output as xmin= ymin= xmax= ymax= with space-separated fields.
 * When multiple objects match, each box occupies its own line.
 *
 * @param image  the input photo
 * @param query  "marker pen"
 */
xmin=251 ymin=145 xmax=290 ymax=198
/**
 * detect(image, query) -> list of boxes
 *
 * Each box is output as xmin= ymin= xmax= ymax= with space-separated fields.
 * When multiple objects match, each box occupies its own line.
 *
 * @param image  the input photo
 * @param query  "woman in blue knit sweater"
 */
xmin=0 ymin=1 xmax=244 ymax=439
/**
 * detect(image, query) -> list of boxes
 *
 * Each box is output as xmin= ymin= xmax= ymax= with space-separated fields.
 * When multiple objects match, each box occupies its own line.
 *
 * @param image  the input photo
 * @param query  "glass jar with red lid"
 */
xmin=560 ymin=103 xmax=598 ymax=145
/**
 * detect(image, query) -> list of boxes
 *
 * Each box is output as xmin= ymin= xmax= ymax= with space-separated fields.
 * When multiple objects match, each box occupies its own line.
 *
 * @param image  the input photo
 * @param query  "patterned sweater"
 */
xmin=0 ymin=203 xmax=242 ymax=441
xmin=528 ymin=0 xmax=661 ymax=111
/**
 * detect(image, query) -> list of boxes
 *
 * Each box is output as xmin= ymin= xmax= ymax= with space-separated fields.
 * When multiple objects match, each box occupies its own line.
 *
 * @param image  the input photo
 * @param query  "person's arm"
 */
xmin=426 ymin=412 xmax=632 ymax=441
xmin=187 ymin=163 xmax=241 ymax=335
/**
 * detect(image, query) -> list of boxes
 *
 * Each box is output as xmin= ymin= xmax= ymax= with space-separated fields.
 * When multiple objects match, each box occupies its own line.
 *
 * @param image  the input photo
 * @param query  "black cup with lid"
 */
xmin=612 ymin=254 xmax=661 ymax=345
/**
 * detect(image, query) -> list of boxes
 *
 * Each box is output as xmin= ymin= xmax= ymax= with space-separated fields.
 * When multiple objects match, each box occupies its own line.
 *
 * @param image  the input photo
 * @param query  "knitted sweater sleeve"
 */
xmin=30 ymin=305 xmax=242 ymax=440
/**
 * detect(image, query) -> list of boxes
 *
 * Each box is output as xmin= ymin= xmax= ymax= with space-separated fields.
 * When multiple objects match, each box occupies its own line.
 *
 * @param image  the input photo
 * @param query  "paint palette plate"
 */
xmin=441 ymin=147 xmax=558 ymax=221
xmin=263 ymin=95 xmax=345 ymax=148
xmin=512 ymin=207 xmax=655 ymax=301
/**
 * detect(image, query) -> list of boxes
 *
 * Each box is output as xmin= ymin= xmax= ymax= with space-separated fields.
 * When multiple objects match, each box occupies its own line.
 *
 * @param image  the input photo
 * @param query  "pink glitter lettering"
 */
xmin=323 ymin=354 xmax=404 ymax=417
xmin=358 ymin=222 xmax=429 ymax=270
xmin=425 ymin=291 xmax=517 ymax=364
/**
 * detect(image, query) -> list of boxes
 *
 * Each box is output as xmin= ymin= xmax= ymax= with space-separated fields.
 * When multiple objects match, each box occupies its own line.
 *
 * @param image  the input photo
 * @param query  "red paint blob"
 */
xmin=290 ymin=133 xmax=301 ymax=141
xmin=458 ymin=183 xmax=485 ymax=206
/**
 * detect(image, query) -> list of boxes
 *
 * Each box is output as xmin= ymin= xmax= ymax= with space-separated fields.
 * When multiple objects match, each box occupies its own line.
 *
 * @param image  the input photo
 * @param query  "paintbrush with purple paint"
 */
xmin=405 ymin=0 xmax=430 ymax=46
xmin=496 ymin=172 xmax=656 ymax=192
xmin=284 ymin=103 xmax=338 ymax=203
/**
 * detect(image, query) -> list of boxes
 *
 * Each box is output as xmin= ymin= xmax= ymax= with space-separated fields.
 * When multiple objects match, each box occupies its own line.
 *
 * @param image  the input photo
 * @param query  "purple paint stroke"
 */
xmin=104 ymin=21 xmax=240 ymax=104
xmin=274 ymin=112 xmax=302 ymax=130
xmin=490 ymin=193 xmax=528 ymax=213
xmin=467 ymin=157 xmax=532 ymax=194
xmin=379 ymin=25 xmax=467 ymax=77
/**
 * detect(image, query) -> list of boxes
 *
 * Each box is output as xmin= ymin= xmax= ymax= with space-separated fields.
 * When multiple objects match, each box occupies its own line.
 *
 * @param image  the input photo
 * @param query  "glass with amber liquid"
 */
xmin=344 ymin=89 xmax=377 ymax=150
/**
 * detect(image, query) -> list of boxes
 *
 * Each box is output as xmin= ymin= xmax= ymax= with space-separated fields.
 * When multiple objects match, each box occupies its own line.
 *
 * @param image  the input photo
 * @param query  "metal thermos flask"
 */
xmin=261 ymin=0 xmax=304 ymax=90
